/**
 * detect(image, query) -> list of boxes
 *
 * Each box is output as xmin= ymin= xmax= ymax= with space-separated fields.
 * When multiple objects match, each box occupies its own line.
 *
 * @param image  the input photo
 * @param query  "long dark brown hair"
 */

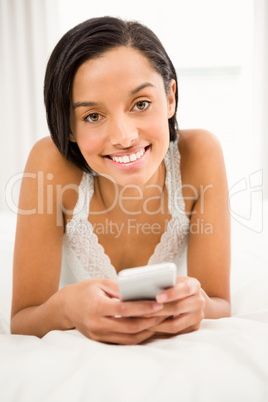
xmin=44 ymin=16 xmax=179 ymax=173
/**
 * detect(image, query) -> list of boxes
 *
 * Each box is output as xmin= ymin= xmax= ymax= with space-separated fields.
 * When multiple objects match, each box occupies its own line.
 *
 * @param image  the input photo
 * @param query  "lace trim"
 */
xmin=62 ymin=138 xmax=190 ymax=280
xmin=148 ymin=141 xmax=189 ymax=264
xmin=65 ymin=218 xmax=117 ymax=279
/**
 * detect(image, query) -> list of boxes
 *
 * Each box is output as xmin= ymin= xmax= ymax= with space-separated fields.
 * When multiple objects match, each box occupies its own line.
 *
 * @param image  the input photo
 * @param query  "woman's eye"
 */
xmin=84 ymin=113 xmax=102 ymax=123
xmin=133 ymin=101 xmax=151 ymax=111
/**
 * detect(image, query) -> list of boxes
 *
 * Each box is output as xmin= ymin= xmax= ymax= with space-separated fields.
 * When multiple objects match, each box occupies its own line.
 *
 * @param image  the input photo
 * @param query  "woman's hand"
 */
xmin=62 ymin=278 xmax=166 ymax=344
xmin=143 ymin=276 xmax=206 ymax=336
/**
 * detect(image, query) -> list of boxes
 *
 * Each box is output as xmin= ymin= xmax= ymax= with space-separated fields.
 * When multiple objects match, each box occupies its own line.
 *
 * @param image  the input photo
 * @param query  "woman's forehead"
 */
xmin=72 ymin=46 xmax=165 ymax=99
xmin=75 ymin=47 xmax=155 ymax=77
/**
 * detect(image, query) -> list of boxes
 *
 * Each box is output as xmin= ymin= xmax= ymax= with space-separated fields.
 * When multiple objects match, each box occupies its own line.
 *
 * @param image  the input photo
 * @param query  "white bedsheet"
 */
xmin=0 ymin=203 xmax=268 ymax=402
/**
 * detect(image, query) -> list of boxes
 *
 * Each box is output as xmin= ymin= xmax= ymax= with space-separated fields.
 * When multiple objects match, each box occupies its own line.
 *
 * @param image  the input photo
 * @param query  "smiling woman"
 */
xmin=11 ymin=16 xmax=230 ymax=345
xmin=69 ymin=46 xmax=175 ymax=185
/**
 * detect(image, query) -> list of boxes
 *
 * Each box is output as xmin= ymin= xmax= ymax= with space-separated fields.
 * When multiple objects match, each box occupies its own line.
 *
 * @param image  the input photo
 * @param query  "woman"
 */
xmin=11 ymin=16 xmax=231 ymax=344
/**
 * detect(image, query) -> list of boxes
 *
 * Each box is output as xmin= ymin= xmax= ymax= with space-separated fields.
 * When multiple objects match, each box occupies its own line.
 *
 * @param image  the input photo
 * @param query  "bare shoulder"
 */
xmin=178 ymin=128 xmax=225 ymax=186
xmin=25 ymin=136 xmax=82 ymax=185
xmin=178 ymin=128 xmax=223 ymax=161
xmin=20 ymin=137 xmax=83 ymax=215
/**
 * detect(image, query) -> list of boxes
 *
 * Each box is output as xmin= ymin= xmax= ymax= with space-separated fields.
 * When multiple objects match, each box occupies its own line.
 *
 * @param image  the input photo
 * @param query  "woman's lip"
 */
xmin=104 ymin=145 xmax=151 ymax=170
xmin=104 ymin=146 xmax=149 ymax=158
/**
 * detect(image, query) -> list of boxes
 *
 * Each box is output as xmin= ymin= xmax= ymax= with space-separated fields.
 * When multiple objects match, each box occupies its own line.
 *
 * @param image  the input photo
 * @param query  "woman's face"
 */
xmin=70 ymin=46 xmax=176 ymax=187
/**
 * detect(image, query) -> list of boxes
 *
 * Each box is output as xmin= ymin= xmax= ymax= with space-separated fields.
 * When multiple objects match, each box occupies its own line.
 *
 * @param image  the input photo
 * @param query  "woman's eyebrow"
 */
xmin=73 ymin=101 xmax=97 ymax=109
xmin=129 ymin=82 xmax=155 ymax=96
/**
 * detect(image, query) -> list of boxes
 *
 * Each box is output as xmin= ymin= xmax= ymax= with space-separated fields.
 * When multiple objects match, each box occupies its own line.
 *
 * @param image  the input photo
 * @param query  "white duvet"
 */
xmin=0 ymin=205 xmax=268 ymax=402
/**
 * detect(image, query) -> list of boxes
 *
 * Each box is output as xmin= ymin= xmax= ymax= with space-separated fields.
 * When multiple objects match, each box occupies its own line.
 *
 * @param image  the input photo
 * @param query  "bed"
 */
xmin=0 ymin=202 xmax=268 ymax=402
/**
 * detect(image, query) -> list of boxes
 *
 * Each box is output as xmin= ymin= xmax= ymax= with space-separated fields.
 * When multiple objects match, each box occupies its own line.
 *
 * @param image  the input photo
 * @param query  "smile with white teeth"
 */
xmin=110 ymin=148 xmax=145 ymax=164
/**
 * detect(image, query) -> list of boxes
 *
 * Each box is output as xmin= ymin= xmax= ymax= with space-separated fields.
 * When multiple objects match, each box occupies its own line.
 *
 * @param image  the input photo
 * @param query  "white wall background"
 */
xmin=1 ymin=0 xmax=267 ymax=216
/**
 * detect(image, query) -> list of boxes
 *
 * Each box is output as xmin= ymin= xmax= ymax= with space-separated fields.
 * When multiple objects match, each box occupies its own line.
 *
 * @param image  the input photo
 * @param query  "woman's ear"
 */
xmin=69 ymin=132 xmax=76 ymax=143
xmin=167 ymin=79 xmax=176 ymax=119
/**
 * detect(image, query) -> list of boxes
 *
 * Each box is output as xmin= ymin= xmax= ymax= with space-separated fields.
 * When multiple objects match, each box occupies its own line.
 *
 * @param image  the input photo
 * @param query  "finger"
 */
xmin=105 ymin=315 xmax=166 ymax=334
xmin=94 ymin=280 xmax=165 ymax=317
xmin=177 ymin=323 xmax=202 ymax=335
xmin=90 ymin=329 xmax=155 ymax=345
xmin=99 ymin=297 xmax=164 ymax=318
xmin=97 ymin=279 xmax=120 ymax=299
xmin=150 ymin=310 xmax=204 ymax=334
xmin=156 ymin=276 xmax=201 ymax=304
xmin=85 ymin=315 xmax=167 ymax=339
xmin=144 ymin=293 xmax=206 ymax=317
xmin=75 ymin=315 xmax=163 ymax=341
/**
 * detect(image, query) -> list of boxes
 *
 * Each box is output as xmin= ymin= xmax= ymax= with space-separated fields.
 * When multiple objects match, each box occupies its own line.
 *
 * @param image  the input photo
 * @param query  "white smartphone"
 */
xmin=118 ymin=262 xmax=177 ymax=301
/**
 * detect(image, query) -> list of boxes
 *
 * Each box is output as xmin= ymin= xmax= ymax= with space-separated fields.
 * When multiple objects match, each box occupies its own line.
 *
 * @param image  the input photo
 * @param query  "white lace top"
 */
xmin=60 ymin=139 xmax=190 ymax=287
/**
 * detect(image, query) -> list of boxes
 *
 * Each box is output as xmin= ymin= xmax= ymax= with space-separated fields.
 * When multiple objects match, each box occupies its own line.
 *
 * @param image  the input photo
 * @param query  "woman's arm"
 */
xmin=147 ymin=129 xmax=231 ymax=335
xmin=11 ymin=138 xmax=165 ymax=343
xmin=185 ymin=129 xmax=231 ymax=317
xmin=11 ymin=137 xmax=71 ymax=335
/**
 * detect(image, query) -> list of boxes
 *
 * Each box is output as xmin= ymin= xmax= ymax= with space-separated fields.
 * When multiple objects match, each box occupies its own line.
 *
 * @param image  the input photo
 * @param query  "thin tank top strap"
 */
xmin=164 ymin=136 xmax=186 ymax=218
xmin=72 ymin=172 xmax=94 ymax=221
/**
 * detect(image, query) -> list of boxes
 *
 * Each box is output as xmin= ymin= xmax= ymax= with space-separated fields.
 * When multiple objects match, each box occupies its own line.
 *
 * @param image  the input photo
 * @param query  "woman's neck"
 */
xmin=93 ymin=161 xmax=166 ymax=216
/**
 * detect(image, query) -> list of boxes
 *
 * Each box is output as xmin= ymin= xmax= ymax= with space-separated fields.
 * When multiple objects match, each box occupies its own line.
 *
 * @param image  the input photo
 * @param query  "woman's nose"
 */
xmin=109 ymin=116 xmax=139 ymax=147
